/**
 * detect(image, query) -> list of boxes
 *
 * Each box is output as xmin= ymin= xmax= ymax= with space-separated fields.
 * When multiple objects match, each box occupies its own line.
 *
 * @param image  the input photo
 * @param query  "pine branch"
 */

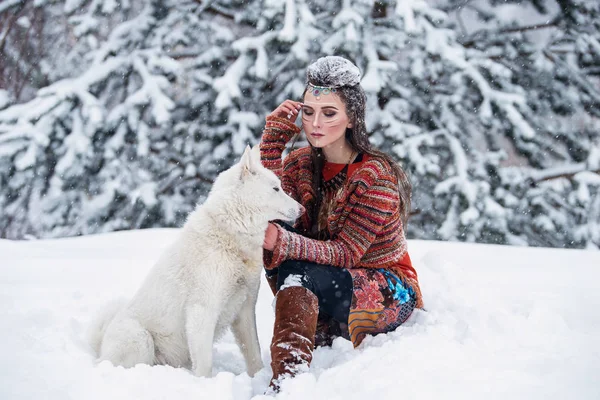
xmin=0 ymin=0 xmax=27 ymax=14
xmin=0 ymin=0 xmax=27 ymax=53
xmin=193 ymin=0 xmax=236 ymax=20
xmin=167 ymin=49 xmax=204 ymax=60
xmin=543 ymin=50 xmax=600 ymax=106
xmin=583 ymin=67 xmax=600 ymax=76
xmin=438 ymin=0 xmax=474 ymax=13
xmin=13 ymin=7 xmax=40 ymax=100
xmin=529 ymin=164 xmax=600 ymax=183
xmin=157 ymin=174 xmax=213 ymax=195
xmin=497 ymin=21 xmax=559 ymax=34
xmin=535 ymin=169 xmax=600 ymax=183
xmin=461 ymin=19 xmax=560 ymax=47
xmin=409 ymin=209 xmax=421 ymax=217
xmin=456 ymin=8 xmax=467 ymax=36
xmin=148 ymin=147 xmax=214 ymax=191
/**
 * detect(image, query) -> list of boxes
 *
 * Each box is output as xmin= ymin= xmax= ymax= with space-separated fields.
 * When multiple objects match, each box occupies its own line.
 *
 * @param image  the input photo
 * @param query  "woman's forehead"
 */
xmin=303 ymin=102 xmax=339 ymax=108
xmin=303 ymin=90 xmax=344 ymax=105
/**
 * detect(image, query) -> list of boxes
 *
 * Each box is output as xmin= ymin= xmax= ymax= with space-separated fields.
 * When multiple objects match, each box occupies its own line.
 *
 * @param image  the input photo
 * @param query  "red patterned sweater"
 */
xmin=260 ymin=116 xmax=423 ymax=310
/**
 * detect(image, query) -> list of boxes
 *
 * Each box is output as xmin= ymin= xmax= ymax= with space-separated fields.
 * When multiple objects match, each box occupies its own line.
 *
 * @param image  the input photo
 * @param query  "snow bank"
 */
xmin=1 ymin=229 xmax=599 ymax=399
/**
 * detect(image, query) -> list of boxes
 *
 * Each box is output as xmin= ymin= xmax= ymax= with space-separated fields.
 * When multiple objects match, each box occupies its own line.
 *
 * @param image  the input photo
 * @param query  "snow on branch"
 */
xmin=212 ymin=53 xmax=253 ymax=109
xmin=291 ymin=0 xmax=318 ymax=61
xmin=322 ymin=0 xmax=364 ymax=53
xmin=394 ymin=127 xmax=503 ymax=241
xmin=229 ymin=111 xmax=261 ymax=154
xmin=362 ymin=31 xmax=397 ymax=93
xmin=393 ymin=130 xmax=442 ymax=176
xmin=422 ymin=19 xmax=536 ymax=140
xmin=1 ymin=0 xmax=597 ymax=248
xmin=0 ymin=46 xmax=175 ymax=160
xmin=92 ymin=8 xmax=155 ymax=65
xmin=434 ymin=133 xmax=482 ymax=225
xmin=0 ymin=0 xmax=23 ymax=14
xmin=130 ymin=54 xmax=176 ymax=125
xmin=333 ymin=0 xmax=364 ymax=30
xmin=215 ymin=1 xmax=318 ymax=109
xmin=522 ymin=163 xmax=600 ymax=183
xmin=279 ymin=0 xmax=297 ymax=42
xmin=543 ymin=49 xmax=600 ymax=105
xmin=395 ymin=0 xmax=446 ymax=33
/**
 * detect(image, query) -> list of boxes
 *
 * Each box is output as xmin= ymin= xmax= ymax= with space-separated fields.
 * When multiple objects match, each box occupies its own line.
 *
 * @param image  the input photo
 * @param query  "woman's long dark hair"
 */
xmin=302 ymin=81 xmax=413 ymax=236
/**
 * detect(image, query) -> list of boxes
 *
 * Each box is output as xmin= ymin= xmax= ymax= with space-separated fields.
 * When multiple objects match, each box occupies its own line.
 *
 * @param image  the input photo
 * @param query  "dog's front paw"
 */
xmin=193 ymin=364 xmax=212 ymax=378
xmin=247 ymin=359 xmax=264 ymax=377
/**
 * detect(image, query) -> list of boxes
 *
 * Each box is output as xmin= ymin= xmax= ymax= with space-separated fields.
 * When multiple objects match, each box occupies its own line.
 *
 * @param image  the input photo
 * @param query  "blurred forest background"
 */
xmin=0 ymin=0 xmax=598 ymax=248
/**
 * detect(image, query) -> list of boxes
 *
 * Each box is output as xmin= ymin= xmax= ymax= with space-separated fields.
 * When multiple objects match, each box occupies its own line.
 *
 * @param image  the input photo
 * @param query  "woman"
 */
xmin=260 ymin=56 xmax=424 ymax=391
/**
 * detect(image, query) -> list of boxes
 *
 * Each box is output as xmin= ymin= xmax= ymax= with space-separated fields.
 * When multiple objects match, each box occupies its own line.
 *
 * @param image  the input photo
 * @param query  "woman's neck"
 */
xmin=322 ymin=143 xmax=355 ymax=164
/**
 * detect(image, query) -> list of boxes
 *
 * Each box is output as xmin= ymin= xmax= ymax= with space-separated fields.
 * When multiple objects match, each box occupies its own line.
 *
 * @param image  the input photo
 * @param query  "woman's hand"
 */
xmin=268 ymin=100 xmax=303 ymax=121
xmin=263 ymin=223 xmax=280 ymax=251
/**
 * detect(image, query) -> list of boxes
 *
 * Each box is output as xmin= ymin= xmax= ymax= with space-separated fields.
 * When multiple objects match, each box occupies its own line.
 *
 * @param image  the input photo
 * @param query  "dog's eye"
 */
xmin=273 ymin=187 xmax=280 ymax=192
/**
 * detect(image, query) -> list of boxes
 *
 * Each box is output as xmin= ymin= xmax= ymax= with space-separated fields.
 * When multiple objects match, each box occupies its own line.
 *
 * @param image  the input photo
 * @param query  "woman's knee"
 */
xmin=276 ymin=260 xmax=312 ymax=291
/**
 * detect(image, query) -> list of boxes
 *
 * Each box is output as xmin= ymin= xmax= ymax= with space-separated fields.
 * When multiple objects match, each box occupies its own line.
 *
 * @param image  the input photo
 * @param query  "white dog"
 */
xmin=88 ymin=144 xmax=303 ymax=377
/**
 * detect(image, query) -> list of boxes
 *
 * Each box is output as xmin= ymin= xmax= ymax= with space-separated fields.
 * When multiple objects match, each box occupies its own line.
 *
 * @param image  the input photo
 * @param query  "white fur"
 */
xmin=88 ymin=144 xmax=303 ymax=377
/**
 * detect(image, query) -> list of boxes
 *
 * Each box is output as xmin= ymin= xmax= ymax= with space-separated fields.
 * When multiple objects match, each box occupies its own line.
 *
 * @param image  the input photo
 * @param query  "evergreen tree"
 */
xmin=0 ymin=0 xmax=598 ymax=250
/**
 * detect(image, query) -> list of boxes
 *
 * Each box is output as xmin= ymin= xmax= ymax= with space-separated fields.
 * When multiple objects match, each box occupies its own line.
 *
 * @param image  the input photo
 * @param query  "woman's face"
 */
xmin=301 ymin=90 xmax=352 ymax=151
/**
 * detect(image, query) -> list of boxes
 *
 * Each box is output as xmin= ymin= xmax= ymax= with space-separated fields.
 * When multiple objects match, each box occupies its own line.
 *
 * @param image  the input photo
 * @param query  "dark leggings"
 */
xmin=267 ymin=259 xmax=354 ymax=324
xmin=265 ymin=222 xmax=354 ymax=324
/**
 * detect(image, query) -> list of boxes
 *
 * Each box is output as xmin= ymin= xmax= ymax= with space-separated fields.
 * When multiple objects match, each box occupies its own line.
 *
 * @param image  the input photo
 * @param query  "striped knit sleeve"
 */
xmin=268 ymin=175 xmax=400 ymax=268
xmin=259 ymin=116 xmax=301 ymax=179
xmin=260 ymin=116 xmax=302 ymax=270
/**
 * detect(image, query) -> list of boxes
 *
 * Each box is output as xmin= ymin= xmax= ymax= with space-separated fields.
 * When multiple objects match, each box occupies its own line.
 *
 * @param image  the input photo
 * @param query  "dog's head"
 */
xmin=216 ymin=144 xmax=304 ymax=223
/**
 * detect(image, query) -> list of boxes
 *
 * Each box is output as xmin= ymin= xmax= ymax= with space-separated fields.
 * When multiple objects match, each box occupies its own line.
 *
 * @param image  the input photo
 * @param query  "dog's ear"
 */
xmin=250 ymin=144 xmax=261 ymax=166
xmin=240 ymin=145 xmax=254 ymax=179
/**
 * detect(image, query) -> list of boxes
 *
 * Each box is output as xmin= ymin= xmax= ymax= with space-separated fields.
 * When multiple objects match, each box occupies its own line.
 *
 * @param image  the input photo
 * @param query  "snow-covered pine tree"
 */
xmin=435 ymin=0 xmax=600 ymax=248
xmin=0 ymin=0 xmax=211 ymax=238
xmin=1 ymin=0 xmax=598 ymax=250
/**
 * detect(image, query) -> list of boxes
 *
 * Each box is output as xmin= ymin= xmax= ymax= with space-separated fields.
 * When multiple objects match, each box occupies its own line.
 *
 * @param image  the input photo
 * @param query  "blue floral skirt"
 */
xmin=346 ymin=268 xmax=417 ymax=346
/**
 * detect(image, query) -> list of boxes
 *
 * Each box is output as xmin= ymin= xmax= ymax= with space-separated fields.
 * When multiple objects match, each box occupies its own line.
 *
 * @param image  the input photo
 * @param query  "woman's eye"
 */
xmin=324 ymin=112 xmax=336 ymax=117
xmin=302 ymin=109 xmax=313 ymax=115
xmin=273 ymin=187 xmax=280 ymax=192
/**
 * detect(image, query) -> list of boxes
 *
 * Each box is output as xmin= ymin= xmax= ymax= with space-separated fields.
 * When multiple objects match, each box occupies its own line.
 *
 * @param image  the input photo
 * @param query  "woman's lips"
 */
xmin=310 ymin=133 xmax=324 ymax=138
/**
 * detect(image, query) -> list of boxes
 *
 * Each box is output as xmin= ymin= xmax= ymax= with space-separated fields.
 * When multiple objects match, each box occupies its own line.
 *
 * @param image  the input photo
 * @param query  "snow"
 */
xmin=230 ymin=32 xmax=277 ymax=82
xmin=63 ymin=0 xmax=86 ymax=14
xmin=130 ymin=182 xmax=158 ymax=207
xmin=279 ymin=274 xmax=304 ymax=290
xmin=396 ymin=0 xmax=427 ymax=33
xmin=213 ymin=53 xmax=253 ymax=109
xmin=278 ymin=0 xmax=297 ymax=42
xmin=0 ymin=90 xmax=10 ymax=110
xmin=1 ymin=229 xmax=599 ymax=399
xmin=332 ymin=5 xmax=364 ymax=31
xmin=361 ymin=37 xmax=398 ymax=93
xmin=130 ymin=56 xmax=175 ymax=125
xmin=290 ymin=7 xmax=320 ymax=62
xmin=230 ymin=112 xmax=262 ymax=155
xmin=0 ymin=0 xmax=22 ymax=13
xmin=307 ymin=56 xmax=361 ymax=87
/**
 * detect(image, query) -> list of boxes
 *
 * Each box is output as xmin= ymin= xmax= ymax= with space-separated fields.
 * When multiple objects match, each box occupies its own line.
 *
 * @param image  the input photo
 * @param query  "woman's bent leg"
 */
xmin=276 ymin=260 xmax=353 ymax=324
xmin=267 ymin=260 xmax=354 ymax=391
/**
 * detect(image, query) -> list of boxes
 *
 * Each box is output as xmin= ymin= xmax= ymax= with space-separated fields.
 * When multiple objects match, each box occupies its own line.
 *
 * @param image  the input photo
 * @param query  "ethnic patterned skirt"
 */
xmin=346 ymin=268 xmax=417 ymax=347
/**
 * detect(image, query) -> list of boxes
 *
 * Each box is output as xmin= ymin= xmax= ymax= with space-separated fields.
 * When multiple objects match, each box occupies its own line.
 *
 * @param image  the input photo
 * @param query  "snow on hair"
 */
xmin=306 ymin=56 xmax=361 ymax=88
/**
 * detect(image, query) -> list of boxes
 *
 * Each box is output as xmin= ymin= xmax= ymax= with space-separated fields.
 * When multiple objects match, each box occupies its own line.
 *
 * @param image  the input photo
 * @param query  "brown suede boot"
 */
xmin=268 ymin=286 xmax=318 ymax=392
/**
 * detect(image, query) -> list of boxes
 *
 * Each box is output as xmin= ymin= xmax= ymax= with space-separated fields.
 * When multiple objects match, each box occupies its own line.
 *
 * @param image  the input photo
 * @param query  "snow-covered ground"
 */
xmin=1 ymin=229 xmax=599 ymax=400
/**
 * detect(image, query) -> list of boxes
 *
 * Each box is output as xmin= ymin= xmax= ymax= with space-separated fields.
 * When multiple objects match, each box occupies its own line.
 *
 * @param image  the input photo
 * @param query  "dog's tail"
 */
xmin=86 ymin=298 xmax=127 ymax=356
